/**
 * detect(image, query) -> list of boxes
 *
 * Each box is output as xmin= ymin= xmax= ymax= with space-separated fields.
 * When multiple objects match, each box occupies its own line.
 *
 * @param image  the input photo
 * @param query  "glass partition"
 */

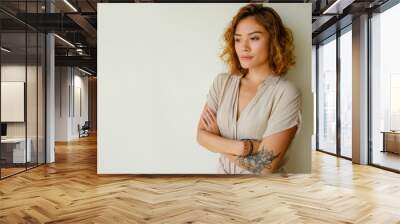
xmin=0 ymin=1 xmax=46 ymax=179
xmin=38 ymin=32 xmax=45 ymax=165
xmin=27 ymin=31 xmax=38 ymax=169
xmin=0 ymin=31 xmax=28 ymax=178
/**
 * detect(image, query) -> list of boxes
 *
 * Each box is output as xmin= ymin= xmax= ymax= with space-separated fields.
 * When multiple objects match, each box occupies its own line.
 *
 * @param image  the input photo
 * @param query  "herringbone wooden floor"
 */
xmin=0 ymin=134 xmax=399 ymax=224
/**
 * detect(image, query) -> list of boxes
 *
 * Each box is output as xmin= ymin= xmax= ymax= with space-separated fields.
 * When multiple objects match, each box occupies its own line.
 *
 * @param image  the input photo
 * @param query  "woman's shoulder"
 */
xmin=214 ymin=72 xmax=233 ymax=82
xmin=274 ymin=76 xmax=301 ymax=97
xmin=212 ymin=72 xmax=236 ymax=88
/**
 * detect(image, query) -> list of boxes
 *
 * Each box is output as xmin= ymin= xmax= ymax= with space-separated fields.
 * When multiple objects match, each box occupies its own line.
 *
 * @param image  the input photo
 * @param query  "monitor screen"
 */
xmin=1 ymin=123 xmax=7 ymax=137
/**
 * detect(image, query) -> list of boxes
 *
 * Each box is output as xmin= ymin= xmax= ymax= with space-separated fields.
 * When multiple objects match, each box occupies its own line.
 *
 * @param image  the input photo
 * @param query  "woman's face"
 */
xmin=234 ymin=16 xmax=269 ymax=70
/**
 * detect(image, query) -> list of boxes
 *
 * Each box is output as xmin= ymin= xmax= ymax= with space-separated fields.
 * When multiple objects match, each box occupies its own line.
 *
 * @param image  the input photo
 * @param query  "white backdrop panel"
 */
xmin=98 ymin=3 xmax=312 ymax=174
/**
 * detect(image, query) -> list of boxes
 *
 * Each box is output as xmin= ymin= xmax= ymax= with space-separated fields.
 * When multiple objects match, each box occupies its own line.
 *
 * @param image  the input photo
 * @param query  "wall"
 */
xmin=55 ymin=67 xmax=89 ymax=141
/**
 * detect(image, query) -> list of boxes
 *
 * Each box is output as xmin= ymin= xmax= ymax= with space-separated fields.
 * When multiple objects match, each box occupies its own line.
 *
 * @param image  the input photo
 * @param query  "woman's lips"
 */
xmin=240 ymin=56 xmax=253 ymax=60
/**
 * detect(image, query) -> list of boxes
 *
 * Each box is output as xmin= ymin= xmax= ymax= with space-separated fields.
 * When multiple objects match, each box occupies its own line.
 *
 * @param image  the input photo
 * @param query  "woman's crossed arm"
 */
xmin=196 ymin=104 xmax=297 ymax=174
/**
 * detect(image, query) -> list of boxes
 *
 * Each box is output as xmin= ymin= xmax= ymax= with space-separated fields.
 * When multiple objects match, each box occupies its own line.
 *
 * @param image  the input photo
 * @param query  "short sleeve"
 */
xmin=206 ymin=73 xmax=229 ymax=113
xmin=263 ymin=81 xmax=302 ymax=138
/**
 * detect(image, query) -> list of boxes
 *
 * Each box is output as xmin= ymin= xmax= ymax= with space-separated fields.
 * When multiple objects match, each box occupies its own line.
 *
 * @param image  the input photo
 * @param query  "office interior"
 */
xmin=0 ymin=0 xmax=97 ymax=179
xmin=0 ymin=0 xmax=399 ymax=222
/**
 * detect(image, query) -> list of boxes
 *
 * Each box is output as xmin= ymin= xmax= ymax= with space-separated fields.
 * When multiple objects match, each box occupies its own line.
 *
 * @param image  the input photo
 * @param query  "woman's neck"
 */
xmin=244 ymin=64 xmax=273 ymax=84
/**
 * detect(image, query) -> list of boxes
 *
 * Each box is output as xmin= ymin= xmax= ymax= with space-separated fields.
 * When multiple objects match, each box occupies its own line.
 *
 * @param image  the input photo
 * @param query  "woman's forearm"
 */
xmin=197 ymin=129 xmax=243 ymax=155
xmin=223 ymin=126 xmax=298 ymax=174
xmin=224 ymin=147 xmax=279 ymax=174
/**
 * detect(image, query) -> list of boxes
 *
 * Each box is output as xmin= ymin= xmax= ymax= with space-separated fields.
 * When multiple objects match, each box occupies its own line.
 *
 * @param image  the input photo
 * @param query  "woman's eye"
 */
xmin=234 ymin=39 xmax=240 ymax=42
xmin=251 ymin=37 xmax=259 ymax=41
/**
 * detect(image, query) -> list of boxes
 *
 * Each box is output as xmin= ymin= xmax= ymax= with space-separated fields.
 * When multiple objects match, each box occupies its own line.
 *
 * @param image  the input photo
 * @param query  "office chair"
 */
xmin=79 ymin=121 xmax=90 ymax=138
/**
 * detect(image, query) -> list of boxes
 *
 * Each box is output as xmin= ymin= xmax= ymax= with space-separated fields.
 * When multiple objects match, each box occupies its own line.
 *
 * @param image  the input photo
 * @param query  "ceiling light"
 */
xmin=54 ymin=34 xmax=75 ymax=48
xmin=63 ymin=0 xmax=78 ymax=12
xmin=322 ymin=0 xmax=355 ymax=15
xmin=323 ymin=0 xmax=341 ymax=14
xmin=78 ymin=67 xmax=93 ymax=76
xmin=1 ymin=47 xmax=11 ymax=53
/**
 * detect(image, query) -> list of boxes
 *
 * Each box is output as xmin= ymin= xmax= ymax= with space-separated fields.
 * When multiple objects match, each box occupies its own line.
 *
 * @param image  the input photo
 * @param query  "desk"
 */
xmin=381 ymin=131 xmax=400 ymax=154
xmin=1 ymin=138 xmax=32 ymax=163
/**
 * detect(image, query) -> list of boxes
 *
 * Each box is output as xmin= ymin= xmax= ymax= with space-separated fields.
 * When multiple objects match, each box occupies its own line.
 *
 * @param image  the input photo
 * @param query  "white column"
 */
xmin=45 ymin=1 xmax=56 ymax=163
xmin=352 ymin=14 xmax=369 ymax=164
xmin=46 ymin=33 xmax=55 ymax=163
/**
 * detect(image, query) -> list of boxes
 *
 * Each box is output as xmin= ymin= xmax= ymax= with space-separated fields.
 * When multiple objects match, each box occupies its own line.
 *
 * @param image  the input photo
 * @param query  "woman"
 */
xmin=196 ymin=3 xmax=301 ymax=175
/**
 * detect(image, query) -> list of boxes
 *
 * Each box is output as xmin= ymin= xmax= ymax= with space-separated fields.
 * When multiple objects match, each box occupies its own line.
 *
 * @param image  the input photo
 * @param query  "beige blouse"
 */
xmin=205 ymin=72 xmax=302 ymax=174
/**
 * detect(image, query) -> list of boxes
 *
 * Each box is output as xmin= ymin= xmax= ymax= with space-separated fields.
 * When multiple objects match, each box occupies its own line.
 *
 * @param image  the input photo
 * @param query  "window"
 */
xmin=339 ymin=28 xmax=352 ymax=158
xmin=317 ymin=36 xmax=337 ymax=154
xmin=371 ymin=2 xmax=400 ymax=171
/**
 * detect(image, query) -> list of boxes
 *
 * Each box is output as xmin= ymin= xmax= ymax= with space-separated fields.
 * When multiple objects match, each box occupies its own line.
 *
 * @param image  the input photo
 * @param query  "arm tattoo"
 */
xmin=237 ymin=145 xmax=280 ymax=174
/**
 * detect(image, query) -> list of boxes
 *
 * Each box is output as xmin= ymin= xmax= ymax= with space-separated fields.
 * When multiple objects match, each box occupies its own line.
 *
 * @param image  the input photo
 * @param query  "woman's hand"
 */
xmin=225 ymin=139 xmax=261 ymax=157
xmin=200 ymin=105 xmax=221 ymax=136
xmin=249 ymin=140 xmax=262 ymax=154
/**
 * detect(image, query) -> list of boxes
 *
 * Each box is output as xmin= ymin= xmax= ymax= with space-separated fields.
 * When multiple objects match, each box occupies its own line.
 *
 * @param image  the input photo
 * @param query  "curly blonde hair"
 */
xmin=220 ymin=3 xmax=295 ymax=76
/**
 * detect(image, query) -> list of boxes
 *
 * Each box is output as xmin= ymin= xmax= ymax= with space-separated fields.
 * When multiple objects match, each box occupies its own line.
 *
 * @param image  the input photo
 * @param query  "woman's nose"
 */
xmin=242 ymin=40 xmax=250 ymax=52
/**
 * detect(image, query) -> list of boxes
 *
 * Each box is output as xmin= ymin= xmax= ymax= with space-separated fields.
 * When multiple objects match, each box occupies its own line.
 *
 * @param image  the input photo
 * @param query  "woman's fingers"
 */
xmin=206 ymin=107 xmax=217 ymax=123
xmin=203 ymin=109 xmax=214 ymax=127
xmin=203 ymin=112 xmax=213 ymax=128
xmin=202 ymin=104 xmax=219 ymax=133
xmin=200 ymin=116 xmax=208 ymax=129
xmin=204 ymin=106 xmax=214 ymax=121
xmin=201 ymin=110 xmax=209 ymax=124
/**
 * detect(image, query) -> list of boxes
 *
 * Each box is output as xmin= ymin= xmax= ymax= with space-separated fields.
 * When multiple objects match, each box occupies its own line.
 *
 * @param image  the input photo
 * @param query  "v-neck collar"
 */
xmin=234 ymin=74 xmax=279 ymax=123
